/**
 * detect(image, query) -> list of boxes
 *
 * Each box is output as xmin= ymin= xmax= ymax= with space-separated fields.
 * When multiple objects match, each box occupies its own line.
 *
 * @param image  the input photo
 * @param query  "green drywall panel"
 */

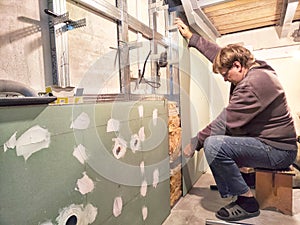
xmin=0 ymin=132 xmax=84 ymax=225
xmin=145 ymin=179 xmax=171 ymax=225
xmin=0 ymin=100 xmax=170 ymax=225
xmin=178 ymin=33 xmax=210 ymax=196
xmin=100 ymin=195 xmax=145 ymax=225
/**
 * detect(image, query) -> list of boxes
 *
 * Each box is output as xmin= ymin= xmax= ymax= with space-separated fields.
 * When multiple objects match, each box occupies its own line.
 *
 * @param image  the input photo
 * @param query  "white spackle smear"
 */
xmin=70 ymin=112 xmax=90 ymax=130
xmin=140 ymin=161 xmax=145 ymax=175
xmin=113 ymin=196 xmax=123 ymax=217
xmin=107 ymin=118 xmax=120 ymax=132
xmin=56 ymin=204 xmax=83 ymax=225
xmin=130 ymin=134 xmax=141 ymax=153
xmin=73 ymin=144 xmax=88 ymax=164
xmin=152 ymin=109 xmax=158 ymax=126
xmin=83 ymin=203 xmax=98 ymax=224
xmin=75 ymin=172 xmax=95 ymax=195
xmin=112 ymin=137 xmax=127 ymax=159
xmin=138 ymin=127 xmax=145 ymax=142
xmin=4 ymin=131 xmax=17 ymax=152
xmin=138 ymin=105 xmax=144 ymax=118
xmin=56 ymin=203 xmax=97 ymax=225
xmin=153 ymin=169 xmax=159 ymax=188
xmin=142 ymin=206 xmax=148 ymax=221
xmin=140 ymin=180 xmax=147 ymax=197
xmin=15 ymin=125 xmax=50 ymax=161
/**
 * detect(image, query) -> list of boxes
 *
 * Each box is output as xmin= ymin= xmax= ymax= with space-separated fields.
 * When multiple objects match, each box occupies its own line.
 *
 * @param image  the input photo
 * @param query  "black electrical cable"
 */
xmin=139 ymin=50 xmax=161 ymax=88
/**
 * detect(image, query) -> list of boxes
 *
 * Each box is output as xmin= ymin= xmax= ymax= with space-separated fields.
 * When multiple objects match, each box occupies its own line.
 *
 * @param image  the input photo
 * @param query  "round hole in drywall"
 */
xmin=65 ymin=215 xmax=77 ymax=225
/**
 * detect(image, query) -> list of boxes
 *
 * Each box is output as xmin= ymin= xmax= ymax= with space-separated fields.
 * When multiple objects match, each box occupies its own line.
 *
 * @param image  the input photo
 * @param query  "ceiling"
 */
xmin=202 ymin=0 xmax=300 ymax=35
xmin=178 ymin=0 xmax=300 ymax=40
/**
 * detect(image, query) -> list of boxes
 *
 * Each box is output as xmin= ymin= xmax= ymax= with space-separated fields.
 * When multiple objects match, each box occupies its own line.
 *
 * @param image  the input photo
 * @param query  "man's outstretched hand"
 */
xmin=174 ymin=18 xmax=193 ymax=40
xmin=183 ymin=143 xmax=195 ymax=158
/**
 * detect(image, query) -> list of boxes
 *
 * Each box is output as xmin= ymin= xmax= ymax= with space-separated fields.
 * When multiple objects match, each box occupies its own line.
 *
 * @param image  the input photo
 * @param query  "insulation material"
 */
xmin=107 ymin=118 xmax=120 ymax=132
xmin=168 ymin=102 xmax=182 ymax=207
xmin=168 ymin=102 xmax=182 ymax=160
xmin=130 ymin=134 xmax=141 ymax=153
xmin=140 ymin=180 xmax=147 ymax=197
xmin=152 ymin=169 xmax=159 ymax=188
xmin=112 ymin=137 xmax=127 ymax=159
xmin=73 ymin=144 xmax=88 ymax=164
xmin=113 ymin=196 xmax=123 ymax=217
xmin=170 ymin=164 xmax=182 ymax=207
xmin=169 ymin=127 xmax=182 ymax=162
xmin=142 ymin=206 xmax=148 ymax=221
xmin=4 ymin=125 xmax=51 ymax=161
xmin=56 ymin=203 xmax=97 ymax=225
xmin=75 ymin=172 xmax=95 ymax=195
xmin=70 ymin=112 xmax=90 ymax=130
xmin=168 ymin=115 xmax=180 ymax=130
xmin=152 ymin=108 xmax=158 ymax=126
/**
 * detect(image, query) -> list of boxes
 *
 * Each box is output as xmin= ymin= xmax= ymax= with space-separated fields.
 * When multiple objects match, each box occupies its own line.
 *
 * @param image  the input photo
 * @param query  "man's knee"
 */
xmin=204 ymin=135 xmax=228 ymax=159
xmin=204 ymin=136 xmax=224 ymax=150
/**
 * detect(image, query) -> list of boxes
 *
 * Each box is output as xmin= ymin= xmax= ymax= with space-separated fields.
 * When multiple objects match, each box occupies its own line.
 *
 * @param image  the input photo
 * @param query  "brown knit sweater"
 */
xmin=188 ymin=34 xmax=297 ymax=151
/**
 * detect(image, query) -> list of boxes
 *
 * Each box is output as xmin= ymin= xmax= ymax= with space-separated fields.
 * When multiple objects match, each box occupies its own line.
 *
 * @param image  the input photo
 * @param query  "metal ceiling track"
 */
xmin=181 ymin=0 xmax=221 ymax=41
xmin=276 ymin=0 xmax=299 ymax=38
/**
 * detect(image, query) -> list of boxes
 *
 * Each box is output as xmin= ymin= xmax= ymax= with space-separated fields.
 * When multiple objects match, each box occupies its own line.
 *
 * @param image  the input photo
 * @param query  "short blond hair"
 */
xmin=213 ymin=44 xmax=255 ymax=74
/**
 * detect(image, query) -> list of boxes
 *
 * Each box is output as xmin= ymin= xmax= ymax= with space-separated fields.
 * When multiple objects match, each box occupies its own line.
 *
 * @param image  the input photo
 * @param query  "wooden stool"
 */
xmin=255 ymin=168 xmax=295 ymax=215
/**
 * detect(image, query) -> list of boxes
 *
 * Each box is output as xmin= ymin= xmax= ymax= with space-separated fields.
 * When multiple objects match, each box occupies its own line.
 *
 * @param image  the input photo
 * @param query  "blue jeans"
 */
xmin=203 ymin=135 xmax=297 ymax=198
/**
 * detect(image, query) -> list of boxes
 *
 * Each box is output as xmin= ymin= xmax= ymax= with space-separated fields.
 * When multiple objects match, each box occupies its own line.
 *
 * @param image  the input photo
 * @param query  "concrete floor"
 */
xmin=163 ymin=172 xmax=300 ymax=225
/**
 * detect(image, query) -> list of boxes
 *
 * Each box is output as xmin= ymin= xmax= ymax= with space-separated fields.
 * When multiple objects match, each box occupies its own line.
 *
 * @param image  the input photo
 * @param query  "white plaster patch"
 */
xmin=130 ymin=134 xmax=141 ymax=153
xmin=140 ymin=180 xmax=147 ymax=197
xmin=73 ymin=144 xmax=88 ymax=164
xmin=75 ymin=172 xmax=95 ymax=195
xmin=113 ymin=196 xmax=123 ymax=217
xmin=152 ymin=108 xmax=158 ymax=126
xmin=70 ymin=112 xmax=90 ymax=130
xmin=140 ymin=161 xmax=145 ymax=175
xmin=107 ymin=118 xmax=120 ymax=132
xmin=138 ymin=127 xmax=145 ymax=142
xmin=56 ymin=203 xmax=97 ymax=225
xmin=11 ymin=125 xmax=51 ymax=161
xmin=142 ymin=206 xmax=148 ymax=221
xmin=153 ymin=169 xmax=159 ymax=188
xmin=83 ymin=204 xmax=98 ymax=224
xmin=112 ymin=137 xmax=127 ymax=159
xmin=138 ymin=105 xmax=144 ymax=118
xmin=39 ymin=220 xmax=54 ymax=225
xmin=4 ymin=131 xmax=17 ymax=152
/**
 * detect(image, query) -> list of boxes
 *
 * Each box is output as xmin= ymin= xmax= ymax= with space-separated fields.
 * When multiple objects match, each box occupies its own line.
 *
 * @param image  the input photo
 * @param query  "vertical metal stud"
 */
xmin=116 ymin=0 xmax=130 ymax=97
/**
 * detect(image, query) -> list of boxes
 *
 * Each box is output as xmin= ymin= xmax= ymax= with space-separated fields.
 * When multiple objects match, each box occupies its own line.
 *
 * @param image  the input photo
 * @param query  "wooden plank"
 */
xmin=207 ymin=5 xmax=281 ymax=25
xmin=200 ymin=0 xmax=289 ymax=35
xmin=294 ymin=9 xmax=300 ymax=19
xmin=255 ymin=171 xmax=294 ymax=215
xmin=217 ymin=15 xmax=280 ymax=30
xmin=219 ymin=21 xmax=277 ymax=34
xmin=203 ymin=0 xmax=281 ymax=15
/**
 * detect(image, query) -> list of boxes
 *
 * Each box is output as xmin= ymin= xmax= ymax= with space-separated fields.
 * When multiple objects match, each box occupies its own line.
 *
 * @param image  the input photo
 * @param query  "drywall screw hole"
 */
xmin=65 ymin=215 xmax=77 ymax=225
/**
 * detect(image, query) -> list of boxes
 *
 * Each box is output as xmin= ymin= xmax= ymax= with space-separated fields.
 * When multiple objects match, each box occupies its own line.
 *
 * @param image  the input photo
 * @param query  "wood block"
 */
xmin=255 ymin=169 xmax=295 ymax=215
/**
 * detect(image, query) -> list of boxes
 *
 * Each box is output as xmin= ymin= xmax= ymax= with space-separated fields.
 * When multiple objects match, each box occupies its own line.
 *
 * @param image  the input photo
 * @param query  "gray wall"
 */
xmin=0 ymin=0 xmax=52 ymax=92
